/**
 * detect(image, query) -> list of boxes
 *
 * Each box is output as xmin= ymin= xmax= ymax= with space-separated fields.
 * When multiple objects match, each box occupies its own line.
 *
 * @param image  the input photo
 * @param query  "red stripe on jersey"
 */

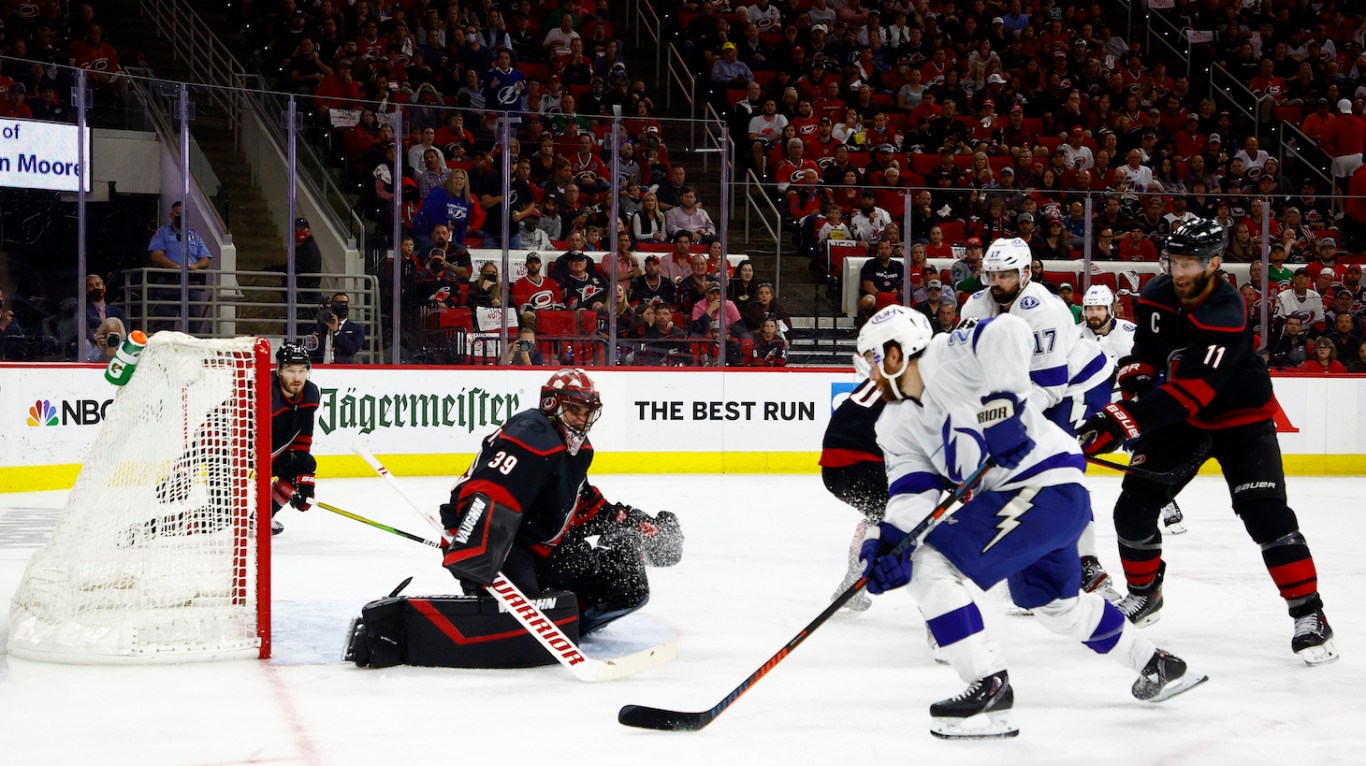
xmin=291 ymin=436 xmax=312 ymax=450
xmin=1191 ymin=400 xmax=1277 ymax=430
xmin=500 ymin=432 xmax=568 ymax=457
xmin=819 ymin=448 xmax=885 ymax=468
xmin=1137 ymin=297 xmax=1174 ymax=312
xmin=409 ymin=599 xmax=577 ymax=645
xmin=1163 ymin=383 xmax=1203 ymax=416
xmin=458 ymin=479 xmax=522 ymax=514
xmin=1121 ymin=556 xmax=1163 ymax=586
xmin=1173 ymin=376 xmax=1217 ymax=406
xmin=1187 ymin=310 xmax=1246 ymax=333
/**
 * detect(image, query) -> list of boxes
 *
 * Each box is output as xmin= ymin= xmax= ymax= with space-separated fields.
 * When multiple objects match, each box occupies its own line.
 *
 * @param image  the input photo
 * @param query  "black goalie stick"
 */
xmin=618 ymin=460 xmax=993 ymax=732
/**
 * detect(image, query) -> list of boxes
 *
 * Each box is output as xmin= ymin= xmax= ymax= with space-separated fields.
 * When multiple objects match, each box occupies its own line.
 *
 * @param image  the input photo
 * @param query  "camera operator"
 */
xmin=416 ymin=248 xmax=468 ymax=306
xmin=428 ymin=224 xmax=472 ymax=280
xmin=313 ymin=292 xmax=367 ymax=364
xmin=87 ymin=317 xmax=128 ymax=362
xmin=505 ymin=326 xmax=544 ymax=366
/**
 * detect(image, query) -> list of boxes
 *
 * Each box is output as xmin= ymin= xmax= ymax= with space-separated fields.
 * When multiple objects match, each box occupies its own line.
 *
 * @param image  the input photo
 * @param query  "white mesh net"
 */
xmin=9 ymin=332 xmax=268 ymax=663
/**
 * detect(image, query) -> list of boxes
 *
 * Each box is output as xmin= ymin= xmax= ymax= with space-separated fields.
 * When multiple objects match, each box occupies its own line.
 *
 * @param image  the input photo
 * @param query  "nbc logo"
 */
xmin=27 ymin=400 xmax=58 ymax=427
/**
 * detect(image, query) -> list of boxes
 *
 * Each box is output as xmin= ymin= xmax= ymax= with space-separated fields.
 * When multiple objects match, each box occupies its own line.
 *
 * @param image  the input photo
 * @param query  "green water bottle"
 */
xmin=105 ymin=330 xmax=149 ymax=387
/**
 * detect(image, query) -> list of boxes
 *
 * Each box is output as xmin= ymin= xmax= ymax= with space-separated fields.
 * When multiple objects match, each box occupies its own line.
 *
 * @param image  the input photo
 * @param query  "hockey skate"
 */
xmin=1291 ymin=609 xmax=1339 ymax=666
xmin=1118 ymin=562 xmax=1165 ymax=627
xmin=271 ymin=519 xmax=284 ymax=536
xmin=1132 ymin=649 xmax=1208 ymax=703
xmin=1160 ymin=501 xmax=1187 ymax=535
xmin=1081 ymin=555 xmax=1122 ymax=605
xmin=929 ymin=670 xmax=1018 ymax=739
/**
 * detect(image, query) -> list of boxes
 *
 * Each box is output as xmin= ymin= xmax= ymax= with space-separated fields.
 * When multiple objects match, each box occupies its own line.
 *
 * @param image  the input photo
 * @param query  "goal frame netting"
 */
xmin=7 ymin=332 xmax=272 ymax=663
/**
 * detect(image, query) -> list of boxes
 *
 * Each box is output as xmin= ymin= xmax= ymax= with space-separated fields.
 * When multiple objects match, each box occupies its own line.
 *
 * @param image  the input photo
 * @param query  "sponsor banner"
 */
xmin=1 ymin=364 xmax=1363 ymax=475
xmin=0 ymin=118 xmax=92 ymax=192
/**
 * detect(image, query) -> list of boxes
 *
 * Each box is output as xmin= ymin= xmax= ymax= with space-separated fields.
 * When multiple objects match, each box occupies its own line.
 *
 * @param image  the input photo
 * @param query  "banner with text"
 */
xmin=0 ymin=118 xmax=92 ymax=192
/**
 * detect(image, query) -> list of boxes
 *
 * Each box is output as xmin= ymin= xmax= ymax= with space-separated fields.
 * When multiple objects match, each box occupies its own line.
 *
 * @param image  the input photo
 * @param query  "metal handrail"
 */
xmin=118 ymin=267 xmax=382 ymax=363
xmin=634 ymin=0 xmax=664 ymax=88
xmin=1278 ymin=121 xmax=1336 ymax=191
xmin=739 ymin=168 xmax=785 ymax=296
xmin=1209 ymin=61 xmax=1270 ymax=145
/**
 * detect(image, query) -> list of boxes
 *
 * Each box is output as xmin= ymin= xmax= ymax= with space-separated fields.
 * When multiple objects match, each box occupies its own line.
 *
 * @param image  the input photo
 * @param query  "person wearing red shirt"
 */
xmin=1118 ymin=225 xmax=1158 ymax=262
xmin=67 ymin=23 xmax=125 ymax=97
xmin=1172 ymin=115 xmax=1208 ymax=161
xmin=1321 ymin=99 xmax=1365 ymax=211
xmin=315 ymin=61 xmax=363 ymax=114
xmin=999 ymin=105 xmax=1036 ymax=151
xmin=1298 ymin=337 xmax=1347 ymax=374
xmin=774 ymin=138 xmax=821 ymax=196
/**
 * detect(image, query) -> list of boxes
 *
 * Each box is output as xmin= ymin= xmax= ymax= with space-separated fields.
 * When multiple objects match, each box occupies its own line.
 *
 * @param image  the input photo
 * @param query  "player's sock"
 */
xmin=929 ymin=670 xmax=1018 ymax=740
xmin=1118 ymin=560 xmax=1165 ymax=627
xmin=1160 ymin=501 xmax=1186 ymax=534
xmin=1291 ymin=608 xmax=1339 ymax=666
xmin=1080 ymin=555 xmax=1122 ymax=605
xmin=1132 ymin=649 xmax=1208 ymax=703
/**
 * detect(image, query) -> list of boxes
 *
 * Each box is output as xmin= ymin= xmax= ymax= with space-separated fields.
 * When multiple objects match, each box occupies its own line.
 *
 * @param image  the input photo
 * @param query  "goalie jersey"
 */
xmin=876 ymin=314 xmax=1086 ymax=533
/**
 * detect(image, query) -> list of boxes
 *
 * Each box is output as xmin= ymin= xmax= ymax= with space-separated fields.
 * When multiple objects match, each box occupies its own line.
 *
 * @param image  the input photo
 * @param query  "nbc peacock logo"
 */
xmin=27 ymin=399 xmax=58 ymax=427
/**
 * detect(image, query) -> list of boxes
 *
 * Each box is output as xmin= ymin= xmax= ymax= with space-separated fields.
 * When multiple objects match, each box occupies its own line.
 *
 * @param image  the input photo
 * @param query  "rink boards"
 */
xmin=2 ymin=364 xmax=1364 ymax=491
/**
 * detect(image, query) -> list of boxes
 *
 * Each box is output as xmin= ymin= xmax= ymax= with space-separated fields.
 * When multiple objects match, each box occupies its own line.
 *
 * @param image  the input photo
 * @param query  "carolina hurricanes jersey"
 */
xmin=876 ymin=314 xmax=1086 ymax=535
xmin=820 ymin=378 xmax=884 ymax=467
xmin=270 ymin=374 xmax=320 ymax=459
xmin=1127 ymin=273 xmax=1276 ymax=431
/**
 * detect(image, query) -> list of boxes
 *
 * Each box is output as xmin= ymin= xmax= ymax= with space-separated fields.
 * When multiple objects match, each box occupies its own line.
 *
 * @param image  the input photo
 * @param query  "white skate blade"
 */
xmin=1163 ymin=520 xmax=1187 ymax=535
xmin=930 ymin=711 xmax=1019 ymax=740
xmin=1297 ymin=639 xmax=1340 ymax=666
xmin=1142 ymin=672 xmax=1209 ymax=704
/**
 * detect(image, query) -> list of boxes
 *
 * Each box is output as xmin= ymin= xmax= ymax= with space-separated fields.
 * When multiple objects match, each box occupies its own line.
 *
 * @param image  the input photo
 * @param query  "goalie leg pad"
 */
xmin=348 ymin=592 xmax=580 ymax=668
xmin=440 ymin=493 xmax=521 ymax=586
xmin=539 ymin=542 xmax=651 ymax=636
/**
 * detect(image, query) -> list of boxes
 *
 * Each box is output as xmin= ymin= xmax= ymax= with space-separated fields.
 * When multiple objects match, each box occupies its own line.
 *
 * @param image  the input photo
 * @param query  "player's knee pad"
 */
xmin=273 ymin=450 xmax=316 ymax=481
xmin=1234 ymin=497 xmax=1301 ymax=545
xmin=440 ymin=493 xmax=521 ymax=586
xmin=908 ymin=546 xmax=979 ymax=643
xmin=1032 ymin=594 xmax=1113 ymax=647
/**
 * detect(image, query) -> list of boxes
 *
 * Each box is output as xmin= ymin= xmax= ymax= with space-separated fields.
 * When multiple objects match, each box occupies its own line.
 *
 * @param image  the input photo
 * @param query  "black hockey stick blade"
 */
xmin=618 ymin=462 xmax=992 ymax=732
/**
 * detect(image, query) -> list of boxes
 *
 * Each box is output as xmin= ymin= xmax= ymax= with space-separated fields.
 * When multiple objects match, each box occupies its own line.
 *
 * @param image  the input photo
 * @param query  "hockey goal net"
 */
xmin=9 ymin=332 xmax=271 ymax=663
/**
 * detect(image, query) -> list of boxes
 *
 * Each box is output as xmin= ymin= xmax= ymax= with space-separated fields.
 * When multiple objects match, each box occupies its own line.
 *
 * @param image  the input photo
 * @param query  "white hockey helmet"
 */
xmin=982 ymin=237 xmax=1032 ymax=281
xmin=1082 ymin=284 xmax=1115 ymax=308
xmin=855 ymin=305 xmax=933 ymax=397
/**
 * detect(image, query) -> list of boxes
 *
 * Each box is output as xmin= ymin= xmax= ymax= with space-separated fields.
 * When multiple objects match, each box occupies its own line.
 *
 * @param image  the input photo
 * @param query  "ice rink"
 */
xmin=1 ymin=473 xmax=1363 ymax=765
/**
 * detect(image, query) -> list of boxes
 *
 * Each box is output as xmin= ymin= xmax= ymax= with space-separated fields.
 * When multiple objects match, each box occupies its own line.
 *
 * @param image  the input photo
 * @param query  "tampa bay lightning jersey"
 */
xmin=875 ymin=313 xmax=1086 ymax=534
xmin=960 ymin=280 xmax=1113 ymax=413
xmin=1081 ymin=317 xmax=1138 ymax=364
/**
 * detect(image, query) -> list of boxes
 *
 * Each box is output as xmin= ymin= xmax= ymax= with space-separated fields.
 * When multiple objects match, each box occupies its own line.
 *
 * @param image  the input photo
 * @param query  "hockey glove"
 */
xmin=602 ymin=505 xmax=685 ymax=567
xmin=858 ymin=521 xmax=916 ymax=595
xmin=1077 ymin=403 xmax=1141 ymax=456
xmin=290 ymin=474 xmax=315 ymax=511
xmin=978 ymin=392 xmax=1035 ymax=470
xmin=1116 ymin=359 xmax=1158 ymax=402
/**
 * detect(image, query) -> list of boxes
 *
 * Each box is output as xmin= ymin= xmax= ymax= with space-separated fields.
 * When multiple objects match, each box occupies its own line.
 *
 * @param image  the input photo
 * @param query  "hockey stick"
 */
xmin=1085 ymin=434 xmax=1213 ymax=484
xmin=352 ymin=442 xmax=678 ymax=683
xmin=618 ymin=460 xmax=994 ymax=732
xmin=315 ymin=500 xmax=441 ymax=549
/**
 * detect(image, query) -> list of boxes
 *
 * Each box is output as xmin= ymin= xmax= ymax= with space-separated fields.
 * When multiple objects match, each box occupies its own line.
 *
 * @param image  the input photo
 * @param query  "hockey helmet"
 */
xmin=982 ymin=237 xmax=1032 ymax=281
xmin=1082 ymin=284 xmax=1115 ymax=308
xmin=855 ymin=305 xmax=933 ymax=399
xmin=540 ymin=368 xmax=602 ymax=455
xmin=1162 ymin=217 xmax=1224 ymax=268
xmin=275 ymin=342 xmax=312 ymax=369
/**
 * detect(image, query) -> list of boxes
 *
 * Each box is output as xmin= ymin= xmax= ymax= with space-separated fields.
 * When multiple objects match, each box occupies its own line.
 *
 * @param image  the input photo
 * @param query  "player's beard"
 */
xmin=1085 ymin=314 xmax=1109 ymax=331
xmin=1172 ymin=268 xmax=1212 ymax=301
xmin=280 ymin=376 xmax=305 ymax=397
xmin=990 ymin=284 xmax=1020 ymax=307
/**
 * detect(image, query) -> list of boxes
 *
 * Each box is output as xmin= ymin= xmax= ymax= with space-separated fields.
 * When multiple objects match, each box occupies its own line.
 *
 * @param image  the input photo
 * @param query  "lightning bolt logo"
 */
xmin=982 ymin=487 xmax=1039 ymax=553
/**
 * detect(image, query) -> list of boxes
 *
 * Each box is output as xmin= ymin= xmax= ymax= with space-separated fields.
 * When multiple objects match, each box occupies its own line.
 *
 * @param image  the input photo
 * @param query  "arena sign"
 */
xmin=0 ymin=118 xmax=92 ymax=192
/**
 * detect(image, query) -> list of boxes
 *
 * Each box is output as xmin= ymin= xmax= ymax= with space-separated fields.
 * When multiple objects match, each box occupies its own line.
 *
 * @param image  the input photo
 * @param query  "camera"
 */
xmin=104 ymin=332 xmax=122 ymax=348
xmin=518 ymin=339 xmax=534 ymax=352
xmin=318 ymin=308 xmax=335 ymax=327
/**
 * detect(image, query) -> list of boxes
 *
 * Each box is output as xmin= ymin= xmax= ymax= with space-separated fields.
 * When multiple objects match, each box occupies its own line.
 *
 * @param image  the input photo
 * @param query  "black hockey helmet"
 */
xmin=1162 ymin=217 xmax=1224 ymax=267
xmin=276 ymin=342 xmax=312 ymax=369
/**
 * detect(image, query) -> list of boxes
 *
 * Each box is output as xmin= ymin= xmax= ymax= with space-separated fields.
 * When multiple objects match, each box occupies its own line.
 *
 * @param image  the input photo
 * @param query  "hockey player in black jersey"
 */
xmin=439 ymin=368 xmax=683 ymax=635
xmin=820 ymin=378 xmax=887 ymax=612
xmin=268 ymin=343 xmax=321 ymax=535
xmin=1078 ymin=218 xmax=1337 ymax=665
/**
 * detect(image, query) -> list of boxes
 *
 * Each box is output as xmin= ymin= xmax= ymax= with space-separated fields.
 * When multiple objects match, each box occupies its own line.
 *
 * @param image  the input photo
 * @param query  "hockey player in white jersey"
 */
xmin=855 ymin=306 xmax=1205 ymax=739
xmin=1082 ymin=285 xmax=1186 ymax=535
xmin=959 ymin=239 xmax=1121 ymax=602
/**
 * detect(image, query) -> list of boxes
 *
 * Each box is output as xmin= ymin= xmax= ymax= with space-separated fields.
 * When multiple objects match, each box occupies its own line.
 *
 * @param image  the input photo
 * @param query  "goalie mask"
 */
xmin=540 ymin=368 xmax=602 ymax=455
xmin=855 ymin=305 xmax=933 ymax=401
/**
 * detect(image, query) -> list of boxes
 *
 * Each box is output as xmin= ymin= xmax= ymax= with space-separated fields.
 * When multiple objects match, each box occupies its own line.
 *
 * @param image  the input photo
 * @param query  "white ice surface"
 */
xmin=1 ymin=474 xmax=1363 ymax=765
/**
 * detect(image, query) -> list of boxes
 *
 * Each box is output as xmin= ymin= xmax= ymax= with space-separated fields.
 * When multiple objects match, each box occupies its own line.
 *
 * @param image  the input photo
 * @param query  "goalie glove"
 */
xmin=604 ymin=505 xmax=685 ymax=567
xmin=290 ymin=474 xmax=315 ymax=511
xmin=1077 ymin=402 xmax=1141 ymax=456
